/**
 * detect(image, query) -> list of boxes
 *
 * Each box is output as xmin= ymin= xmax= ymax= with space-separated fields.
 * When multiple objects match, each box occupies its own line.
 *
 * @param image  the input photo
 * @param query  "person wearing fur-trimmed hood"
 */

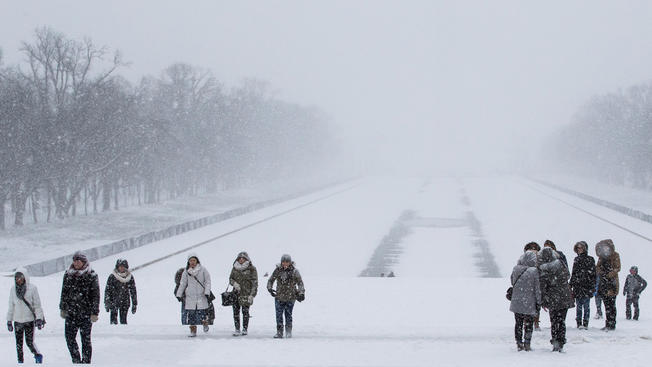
xmin=7 ymin=267 xmax=45 ymax=364
xmin=59 ymin=251 xmax=100 ymax=364
xmin=267 ymin=254 xmax=305 ymax=339
xmin=229 ymin=251 xmax=258 ymax=336
xmin=176 ymin=253 xmax=212 ymax=337
xmin=104 ymin=259 xmax=138 ymax=325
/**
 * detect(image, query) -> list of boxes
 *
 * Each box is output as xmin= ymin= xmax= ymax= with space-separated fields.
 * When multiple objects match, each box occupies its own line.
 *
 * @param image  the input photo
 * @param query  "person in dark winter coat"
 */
xmin=104 ymin=259 xmax=137 ymax=325
xmin=509 ymin=251 xmax=541 ymax=351
xmin=569 ymin=241 xmax=596 ymax=329
xmin=59 ymin=252 xmax=100 ymax=364
xmin=7 ymin=268 xmax=44 ymax=364
xmin=595 ymin=239 xmax=620 ymax=330
xmin=539 ymin=247 xmax=575 ymax=352
xmin=544 ymin=240 xmax=568 ymax=269
xmin=522 ymin=242 xmax=542 ymax=331
xmin=176 ymin=253 xmax=212 ymax=337
xmin=624 ymin=266 xmax=647 ymax=320
xmin=267 ymin=254 xmax=305 ymax=339
xmin=229 ymin=251 xmax=258 ymax=336
xmin=174 ymin=267 xmax=187 ymax=324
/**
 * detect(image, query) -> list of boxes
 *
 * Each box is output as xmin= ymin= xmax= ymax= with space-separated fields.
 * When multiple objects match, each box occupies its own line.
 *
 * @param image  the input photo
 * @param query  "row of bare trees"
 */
xmin=545 ymin=82 xmax=652 ymax=189
xmin=0 ymin=28 xmax=335 ymax=230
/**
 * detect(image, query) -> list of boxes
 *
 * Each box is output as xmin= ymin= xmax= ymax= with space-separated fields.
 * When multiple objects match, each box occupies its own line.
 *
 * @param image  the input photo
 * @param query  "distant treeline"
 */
xmin=546 ymin=82 xmax=652 ymax=189
xmin=0 ymin=27 xmax=336 ymax=229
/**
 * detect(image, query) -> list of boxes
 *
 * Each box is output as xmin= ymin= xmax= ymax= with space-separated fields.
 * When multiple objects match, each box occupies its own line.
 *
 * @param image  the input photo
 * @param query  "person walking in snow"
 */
xmin=229 ymin=251 xmax=258 ymax=336
xmin=59 ymin=252 xmax=100 ymax=364
xmin=569 ymin=241 xmax=596 ymax=329
xmin=539 ymin=247 xmax=575 ymax=352
xmin=624 ymin=266 xmax=647 ymax=320
xmin=267 ymin=254 xmax=305 ymax=338
xmin=176 ymin=253 xmax=212 ymax=337
xmin=509 ymin=251 xmax=541 ymax=352
xmin=7 ymin=268 xmax=45 ymax=364
xmin=595 ymin=239 xmax=620 ymax=330
xmin=104 ymin=259 xmax=138 ymax=325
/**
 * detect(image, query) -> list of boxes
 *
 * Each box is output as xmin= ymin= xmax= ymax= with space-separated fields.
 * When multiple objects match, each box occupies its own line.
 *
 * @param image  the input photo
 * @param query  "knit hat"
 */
xmin=280 ymin=254 xmax=292 ymax=263
xmin=72 ymin=251 xmax=88 ymax=264
xmin=115 ymin=259 xmax=129 ymax=269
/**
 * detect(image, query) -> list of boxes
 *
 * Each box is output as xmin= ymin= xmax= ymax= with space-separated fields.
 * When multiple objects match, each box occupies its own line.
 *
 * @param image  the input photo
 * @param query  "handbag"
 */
xmin=506 ymin=268 xmax=527 ymax=301
xmin=189 ymin=273 xmax=216 ymax=302
xmin=221 ymin=284 xmax=237 ymax=307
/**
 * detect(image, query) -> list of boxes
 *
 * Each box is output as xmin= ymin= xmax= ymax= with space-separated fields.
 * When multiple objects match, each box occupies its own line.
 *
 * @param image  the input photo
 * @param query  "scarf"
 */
xmin=113 ymin=269 xmax=133 ymax=283
xmin=67 ymin=262 xmax=92 ymax=276
xmin=233 ymin=261 xmax=250 ymax=271
xmin=15 ymin=283 xmax=26 ymax=299
xmin=187 ymin=264 xmax=202 ymax=277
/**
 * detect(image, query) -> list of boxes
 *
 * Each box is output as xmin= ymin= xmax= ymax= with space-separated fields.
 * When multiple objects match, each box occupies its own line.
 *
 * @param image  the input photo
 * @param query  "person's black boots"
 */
xmin=274 ymin=325 xmax=283 ymax=339
xmin=516 ymin=342 xmax=524 ymax=351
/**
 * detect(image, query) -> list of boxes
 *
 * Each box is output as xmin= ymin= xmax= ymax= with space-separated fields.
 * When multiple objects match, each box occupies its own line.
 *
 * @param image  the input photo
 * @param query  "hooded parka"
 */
xmin=509 ymin=251 xmax=542 ymax=315
xmin=229 ymin=252 xmax=258 ymax=307
xmin=7 ymin=268 xmax=44 ymax=323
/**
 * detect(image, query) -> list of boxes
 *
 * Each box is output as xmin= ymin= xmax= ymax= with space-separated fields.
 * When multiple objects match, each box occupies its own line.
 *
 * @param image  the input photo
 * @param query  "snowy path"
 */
xmin=2 ymin=176 xmax=652 ymax=366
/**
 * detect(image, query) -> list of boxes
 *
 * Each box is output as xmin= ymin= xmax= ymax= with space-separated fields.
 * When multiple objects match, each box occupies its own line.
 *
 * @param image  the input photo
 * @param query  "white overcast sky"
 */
xmin=2 ymin=0 xmax=652 ymax=174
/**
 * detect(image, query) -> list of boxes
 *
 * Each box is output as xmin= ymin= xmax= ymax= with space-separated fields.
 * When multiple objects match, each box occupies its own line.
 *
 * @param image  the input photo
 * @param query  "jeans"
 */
xmin=575 ymin=297 xmax=591 ymax=325
xmin=110 ymin=306 xmax=130 ymax=324
xmin=14 ymin=322 xmax=40 ymax=363
xmin=65 ymin=317 xmax=93 ymax=364
xmin=549 ymin=308 xmax=568 ymax=347
xmin=603 ymin=295 xmax=617 ymax=328
xmin=626 ymin=295 xmax=640 ymax=320
xmin=514 ymin=313 xmax=534 ymax=344
xmin=595 ymin=294 xmax=603 ymax=315
xmin=275 ymin=299 xmax=295 ymax=326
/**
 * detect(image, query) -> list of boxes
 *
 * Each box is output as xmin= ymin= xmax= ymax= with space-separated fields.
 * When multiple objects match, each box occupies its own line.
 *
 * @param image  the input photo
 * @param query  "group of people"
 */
xmin=6 ymin=251 xmax=305 ymax=364
xmin=509 ymin=239 xmax=647 ymax=353
xmin=173 ymin=252 xmax=305 ymax=339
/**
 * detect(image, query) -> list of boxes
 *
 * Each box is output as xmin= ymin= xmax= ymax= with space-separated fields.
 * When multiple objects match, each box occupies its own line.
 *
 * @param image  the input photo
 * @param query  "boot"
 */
xmin=583 ymin=319 xmax=589 ymax=329
xmin=516 ymin=342 xmax=524 ymax=351
xmin=274 ymin=325 xmax=283 ymax=339
xmin=189 ymin=325 xmax=197 ymax=337
xmin=35 ymin=354 xmax=43 ymax=364
xmin=203 ymin=322 xmax=209 ymax=333
xmin=552 ymin=340 xmax=561 ymax=352
xmin=576 ymin=320 xmax=582 ymax=329
xmin=524 ymin=342 xmax=532 ymax=352
xmin=285 ymin=324 xmax=292 ymax=339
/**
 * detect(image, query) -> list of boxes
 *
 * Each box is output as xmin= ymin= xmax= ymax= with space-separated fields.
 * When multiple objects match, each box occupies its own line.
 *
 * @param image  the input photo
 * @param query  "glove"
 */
xmin=248 ymin=295 xmax=254 ymax=304
xmin=105 ymin=306 xmax=110 ymax=313
xmin=268 ymin=289 xmax=277 ymax=297
xmin=7 ymin=322 xmax=13 ymax=332
xmin=233 ymin=282 xmax=241 ymax=292
xmin=176 ymin=296 xmax=183 ymax=303
xmin=132 ymin=304 xmax=137 ymax=314
xmin=297 ymin=293 xmax=305 ymax=302
xmin=35 ymin=319 xmax=44 ymax=330
xmin=60 ymin=310 xmax=67 ymax=319
xmin=90 ymin=315 xmax=99 ymax=323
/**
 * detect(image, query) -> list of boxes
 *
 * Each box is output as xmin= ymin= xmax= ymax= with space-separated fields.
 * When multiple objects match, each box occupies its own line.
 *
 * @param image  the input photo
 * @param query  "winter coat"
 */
xmin=104 ymin=269 xmax=137 ymax=310
xmin=267 ymin=262 xmax=305 ymax=302
xmin=539 ymin=248 xmax=575 ymax=310
xmin=229 ymin=257 xmax=258 ymax=307
xmin=557 ymin=251 xmax=569 ymax=269
xmin=624 ymin=274 xmax=647 ymax=298
xmin=570 ymin=253 xmax=597 ymax=299
xmin=509 ymin=252 xmax=542 ymax=316
xmin=59 ymin=263 xmax=100 ymax=319
xmin=176 ymin=264 xmax=212 ymax=310
xmin=596 ymin=239 xmax=621 ymax=298
xmin=174 ymin=268 xmax=184 ymax=297
xmin=6 ymin=268 xmax=44 ymax=323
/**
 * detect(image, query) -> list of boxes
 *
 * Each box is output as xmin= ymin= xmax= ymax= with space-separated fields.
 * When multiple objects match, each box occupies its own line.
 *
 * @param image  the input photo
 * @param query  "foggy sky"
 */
xmin=3 ymin=0 xmax=652 ymax=174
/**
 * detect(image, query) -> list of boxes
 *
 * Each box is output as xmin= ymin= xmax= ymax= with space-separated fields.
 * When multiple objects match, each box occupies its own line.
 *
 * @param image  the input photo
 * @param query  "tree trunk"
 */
xmin=114 ymin=178 xmax=119 ymax=210
xmin=31 ymin=191 xmax=39 ymax=224
xmin=102 ymin=177 xmax=111 ymax=211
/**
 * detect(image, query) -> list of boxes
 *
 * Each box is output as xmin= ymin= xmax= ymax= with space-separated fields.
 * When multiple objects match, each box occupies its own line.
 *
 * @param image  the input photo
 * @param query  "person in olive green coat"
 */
xmin=267 ymin=254 xmax=305 ymax=339
xmin=229 ymin=251 xmax=258 ymax=336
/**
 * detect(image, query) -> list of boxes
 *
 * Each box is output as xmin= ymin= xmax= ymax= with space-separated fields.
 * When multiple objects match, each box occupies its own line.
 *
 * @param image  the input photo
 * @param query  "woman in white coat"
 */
xmin=6 ymin=268 xmax=45 ymax=364
xmin=176 ymin=254 xmax=212 ymax=337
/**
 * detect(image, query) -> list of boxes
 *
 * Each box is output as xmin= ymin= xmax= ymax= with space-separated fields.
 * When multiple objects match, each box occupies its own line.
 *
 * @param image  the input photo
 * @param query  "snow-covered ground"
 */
xmin=2 ymin=176 xmax=652 ymax=366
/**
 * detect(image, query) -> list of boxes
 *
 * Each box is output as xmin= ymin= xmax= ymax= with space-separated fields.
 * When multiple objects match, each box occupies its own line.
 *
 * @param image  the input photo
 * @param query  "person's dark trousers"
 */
xmin=603 ymin=295 xmax=617 ymax=328
xmin=14 ymin=322 xmax=40 ymax=363
xmin=595 ymin=294 xmax=603 ymax=316
xmin=514 ymin=313 xmax=534 ymax=344
xmin=233 ymin=300 xmax=250 ymax=331
xmin=65 ymin=317 xmax=93 ymax=364
xmin=626 ymin=295 xmax=640 ymax=320
xmin=110 ymin=306 xmax=130 ymax=324
xmin=549 ymin=308 xmax=568 ymax=347
xmin=575 ymin=297 xmax=591 ymax=326
xmin=275 ymin=299 xmax=295 ymax=327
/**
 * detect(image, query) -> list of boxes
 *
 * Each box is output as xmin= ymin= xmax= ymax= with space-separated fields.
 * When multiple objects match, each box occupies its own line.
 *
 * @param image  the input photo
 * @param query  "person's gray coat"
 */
xmin=510 ymin=251 xmax=542 ymax=316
